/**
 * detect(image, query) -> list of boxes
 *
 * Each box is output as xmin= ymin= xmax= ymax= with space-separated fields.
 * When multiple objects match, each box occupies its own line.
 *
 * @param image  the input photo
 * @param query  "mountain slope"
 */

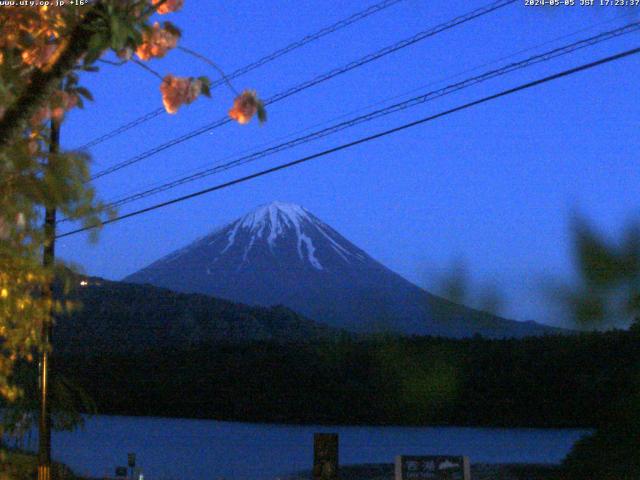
xmin=125 ymin=201 xmax=560 ymax=338
xmin=54 ymin=275 xmax=344 ymax=354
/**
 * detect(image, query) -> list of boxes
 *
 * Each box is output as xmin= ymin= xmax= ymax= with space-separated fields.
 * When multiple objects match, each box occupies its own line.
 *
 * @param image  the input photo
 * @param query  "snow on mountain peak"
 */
xmin=221 ymin=201 xmax=323 ymax=269
xmin=240 ymin=201 xmax=310 ymax=236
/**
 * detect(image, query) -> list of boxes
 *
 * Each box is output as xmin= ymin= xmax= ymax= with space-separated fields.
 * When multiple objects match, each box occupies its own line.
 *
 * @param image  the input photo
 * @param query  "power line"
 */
xmin=91 ymin=22 xmax=640 ymax=212
xmin=88 ymin=0 xmax=516 ymax=182
xmin=96 ymin=11 xmax=636 ymax=209
xmin=74 ymin=0 xmax=406 ymax=151
xmin=56 ymin=46 xmax=640 ymax=239
xmin=76 ymin=109 xmax=166 ymax=151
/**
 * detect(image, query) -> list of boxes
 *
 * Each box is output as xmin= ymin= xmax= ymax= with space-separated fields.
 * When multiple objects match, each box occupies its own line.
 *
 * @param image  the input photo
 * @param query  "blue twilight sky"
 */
xmin=56 ymin=0 xmax=640 ymax=326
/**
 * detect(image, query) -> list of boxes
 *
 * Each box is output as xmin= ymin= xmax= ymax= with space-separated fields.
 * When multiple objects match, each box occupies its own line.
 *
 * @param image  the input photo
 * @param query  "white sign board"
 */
xmin=395 ymin=455 xmax=471 ymax=480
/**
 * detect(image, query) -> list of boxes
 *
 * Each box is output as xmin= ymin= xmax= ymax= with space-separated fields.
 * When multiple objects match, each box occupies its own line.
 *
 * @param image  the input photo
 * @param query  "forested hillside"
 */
xmin=54 ymin=277 xmax=344 ymax=353
xmin=55 ymin=329 xmax=639 ymax=428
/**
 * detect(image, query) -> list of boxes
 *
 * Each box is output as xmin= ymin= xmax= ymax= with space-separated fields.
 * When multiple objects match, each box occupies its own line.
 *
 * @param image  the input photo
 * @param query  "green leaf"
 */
xmin=574 ymin=219 xmax=625 ymax=288
xmin=162 ymin=21 xmax=182 ymax=38
xmin=129 ymin=29 xmax=143 ymax=48
xmin=84 ymin=33 xmax=107 ymax=65
xmin=198 ymin=76 xmax=211 ymax=98
xmin=257 ymin=102 xmax=267 ymax=124
xmin=75 ymin=87 xmax=94 ymax=102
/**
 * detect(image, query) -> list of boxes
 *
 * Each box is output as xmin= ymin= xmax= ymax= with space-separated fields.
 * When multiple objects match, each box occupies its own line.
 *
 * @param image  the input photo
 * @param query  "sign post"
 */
xmin=313 ymin=433 xmax=339 ymax=480
xmin=127 ymin=453 xmax=136 ymax=479
xmin=395 ymin=455 xmax=471 ymax=480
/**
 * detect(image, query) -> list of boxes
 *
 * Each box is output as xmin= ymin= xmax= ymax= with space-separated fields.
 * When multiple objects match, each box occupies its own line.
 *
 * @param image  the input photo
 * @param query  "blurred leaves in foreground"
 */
xmin=559 ymin=216 xmax=640 ymax=479
xmin=0 ymin=362 xmax=96 ymax=450
xmin=426 ymin=217 xmax=640 ymax=478
xmin=374 ymin=337 xmax=459 ymax=422
xmin=555 ymin=217 xmax=640 ymax=329
xmin=433 ymin=260 xmax=504 ymax=317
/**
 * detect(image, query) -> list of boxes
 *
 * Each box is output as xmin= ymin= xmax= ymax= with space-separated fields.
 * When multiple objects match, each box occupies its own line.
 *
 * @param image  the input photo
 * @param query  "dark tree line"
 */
xmin=51 ymin=329 xmax=640 ymax=429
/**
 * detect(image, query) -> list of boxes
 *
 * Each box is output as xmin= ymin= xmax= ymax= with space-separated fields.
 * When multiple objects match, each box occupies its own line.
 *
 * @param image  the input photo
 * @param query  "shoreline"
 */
xmin=40 ymin=410 xmax=597 ymax=431
xmin=285 ymin=462 xmax=561 ymax=480
xmin=3 ymin=448 xmax=562 ymax=480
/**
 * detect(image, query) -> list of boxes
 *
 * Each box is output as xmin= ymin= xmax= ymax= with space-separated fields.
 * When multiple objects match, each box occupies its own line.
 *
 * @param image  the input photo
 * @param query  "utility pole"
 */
xmin=38 ymin=115 xmax=60 ymax=480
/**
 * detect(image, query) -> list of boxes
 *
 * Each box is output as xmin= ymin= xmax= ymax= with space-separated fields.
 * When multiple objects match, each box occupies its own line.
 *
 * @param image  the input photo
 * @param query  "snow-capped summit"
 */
xmin=225 ymin=201 xmax=366 ymax=270
xmin=238 ymin=201 xmax=309 ymax=234
xmin=125 ymin=202 xmax=559 ymax=337
xmin=157 ymin=201 xmax=368 ymax=274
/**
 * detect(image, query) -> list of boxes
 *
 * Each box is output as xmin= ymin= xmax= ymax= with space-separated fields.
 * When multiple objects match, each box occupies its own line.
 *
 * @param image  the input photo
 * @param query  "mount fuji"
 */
xmin=125 ymin=201 xmax=558 ymax=337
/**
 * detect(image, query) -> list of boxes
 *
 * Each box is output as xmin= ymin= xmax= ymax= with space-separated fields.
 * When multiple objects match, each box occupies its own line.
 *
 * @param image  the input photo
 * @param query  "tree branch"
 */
xmin=132 ymin=59 xmax=165 ymax=80
xmin=0 ymin=3 xmax=104 ymax=149
xmin=178 ymin=45 xmax=239 ymax=96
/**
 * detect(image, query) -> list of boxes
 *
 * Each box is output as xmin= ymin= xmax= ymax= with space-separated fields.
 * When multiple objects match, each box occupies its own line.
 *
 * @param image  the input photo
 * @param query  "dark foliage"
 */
xmin=54 ymin=329 xmax=639 ymax=429
xmin=53 ymin=277 xmax=345 ymax=354
xmin=559 ymin=390 xmax=640 ymax=479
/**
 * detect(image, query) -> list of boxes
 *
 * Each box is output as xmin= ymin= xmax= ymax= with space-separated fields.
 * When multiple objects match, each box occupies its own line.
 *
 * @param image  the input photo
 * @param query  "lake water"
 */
xmin=43 ymin=415 xmax=589 ymax=480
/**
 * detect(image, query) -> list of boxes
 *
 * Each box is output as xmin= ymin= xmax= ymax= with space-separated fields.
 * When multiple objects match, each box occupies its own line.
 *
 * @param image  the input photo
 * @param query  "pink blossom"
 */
xmin=160 ymin=75 xmax=201 ymax=114
xmin=136 ymin=22 xmax=178 ymax=61
xmin=229 ymin=90 xmax=262 ymax=125
xmin=21 ymin=44 xmax=56 ymax=69
xmin=154 ymin=0 xmax=184 ymax=14
xmin=27 ymin=134 xmax=39 ymax=155
xmin=188 ymin=79 xmax=202 ymax=102
xmin=51 ymin=91 xmax=78 ymax=121
xmin=30 ymin=106 xmax=50 ymax=127
xmin=117 ymin=48 xmax=133 ymax=61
